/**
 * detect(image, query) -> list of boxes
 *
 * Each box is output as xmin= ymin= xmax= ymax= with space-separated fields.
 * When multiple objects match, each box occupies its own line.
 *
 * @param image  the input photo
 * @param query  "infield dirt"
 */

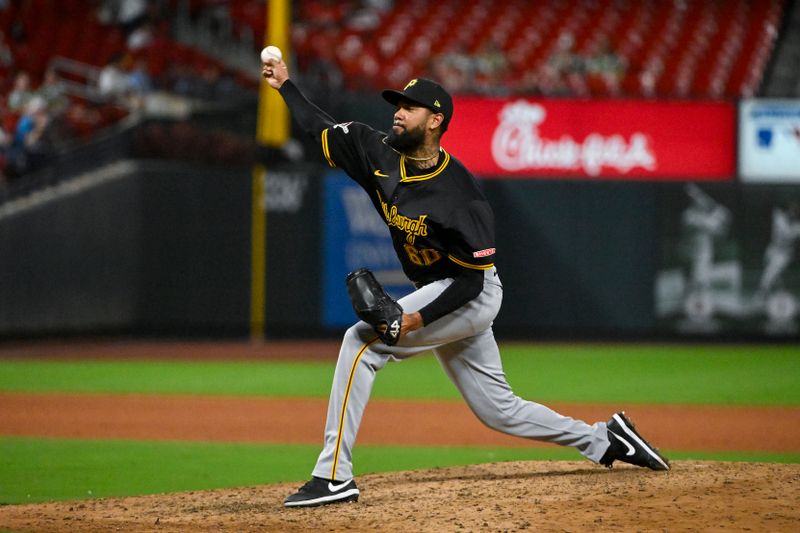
xmin=1 ymin=460 xmax=799 ymax=532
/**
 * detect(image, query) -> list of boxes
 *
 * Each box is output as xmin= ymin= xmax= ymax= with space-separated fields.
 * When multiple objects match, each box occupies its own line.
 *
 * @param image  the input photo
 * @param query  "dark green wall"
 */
xmin=2 ymin=159 xmax=798 ymax=340
xmin=486 ymin=181 xmax=659 ymax=337
xmin=0 ymin=161 xmax=251 ymax=338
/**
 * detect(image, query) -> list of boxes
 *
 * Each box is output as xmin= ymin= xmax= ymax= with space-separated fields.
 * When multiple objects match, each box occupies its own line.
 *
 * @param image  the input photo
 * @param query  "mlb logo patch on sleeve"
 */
xmin=333 ymin=122 xmax=353 ymax=134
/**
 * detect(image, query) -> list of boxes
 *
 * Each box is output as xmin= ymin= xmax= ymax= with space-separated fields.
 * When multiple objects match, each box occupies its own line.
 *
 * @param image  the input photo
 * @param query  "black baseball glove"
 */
xmin=346 ymin=268 xmax=403 ymax=345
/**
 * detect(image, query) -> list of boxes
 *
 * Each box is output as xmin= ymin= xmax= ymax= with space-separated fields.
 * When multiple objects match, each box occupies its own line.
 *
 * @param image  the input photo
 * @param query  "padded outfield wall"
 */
xmin=0 ymin=160 xmax=252 ymax=338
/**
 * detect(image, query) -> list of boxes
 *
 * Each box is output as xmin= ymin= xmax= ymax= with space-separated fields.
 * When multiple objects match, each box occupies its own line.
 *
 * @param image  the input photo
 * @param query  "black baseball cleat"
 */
xmin=600 ymin=412 xmax=670 ymax=471
xmin=283 ymin=477 xmax=360 ymax=507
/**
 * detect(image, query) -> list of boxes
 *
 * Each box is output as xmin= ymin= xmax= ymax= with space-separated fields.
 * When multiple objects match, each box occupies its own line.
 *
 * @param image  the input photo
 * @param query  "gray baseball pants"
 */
xmin=312 ymin=268 xmax=611 ymax=481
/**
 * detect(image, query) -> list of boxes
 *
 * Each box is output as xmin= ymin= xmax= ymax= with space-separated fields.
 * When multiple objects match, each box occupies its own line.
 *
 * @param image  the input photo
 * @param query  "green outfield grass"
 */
xmin=2 ymin=436 xmax=798 ymax=504
xmin=1 ymin=343 xmax=799 ymax=504
xmin=0 ymin=343 xmax=798 ymax=405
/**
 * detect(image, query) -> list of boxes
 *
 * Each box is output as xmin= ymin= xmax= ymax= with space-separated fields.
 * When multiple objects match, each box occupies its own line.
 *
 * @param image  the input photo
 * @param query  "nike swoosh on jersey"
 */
xmin=374 ymin=170 xmax=389 ymax=177
xmin=328 ymin=480 xmax=352 ymax=492
xmin=609 ymin=430 xmax=636 ymax=456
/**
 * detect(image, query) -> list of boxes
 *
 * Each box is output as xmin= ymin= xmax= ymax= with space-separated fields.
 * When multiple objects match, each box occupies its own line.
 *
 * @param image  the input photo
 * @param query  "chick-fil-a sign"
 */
xmin=445 ymin=98 xmax=735 ymax=180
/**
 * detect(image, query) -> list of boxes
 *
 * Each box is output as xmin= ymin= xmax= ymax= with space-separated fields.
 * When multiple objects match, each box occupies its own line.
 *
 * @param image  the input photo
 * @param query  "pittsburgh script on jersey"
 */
xmin=379 ymin=198 xmax=428 ymax=245
xmin=491 ymin=101 xmax=656 ymax=175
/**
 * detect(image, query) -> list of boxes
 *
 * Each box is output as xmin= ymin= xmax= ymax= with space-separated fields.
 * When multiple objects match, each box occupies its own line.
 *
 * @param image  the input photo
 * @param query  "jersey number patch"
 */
xmin=404 ymin=244 xmax=442 ymax=267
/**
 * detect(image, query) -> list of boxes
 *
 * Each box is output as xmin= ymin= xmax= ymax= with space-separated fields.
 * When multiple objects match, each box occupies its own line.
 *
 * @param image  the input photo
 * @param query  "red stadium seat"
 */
xmin=1 ymin=0 xmax=787 ymax=117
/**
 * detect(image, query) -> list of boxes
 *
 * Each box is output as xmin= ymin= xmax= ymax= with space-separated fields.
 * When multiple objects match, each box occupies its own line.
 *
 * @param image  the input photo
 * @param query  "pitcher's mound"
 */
xmin=2 ymin=460 xmax=798 ymax=532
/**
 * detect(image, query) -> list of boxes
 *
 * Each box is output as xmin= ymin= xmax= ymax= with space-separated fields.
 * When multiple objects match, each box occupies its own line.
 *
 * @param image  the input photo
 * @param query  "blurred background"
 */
xmin=1 ymin=0 xmax=799 ymax=343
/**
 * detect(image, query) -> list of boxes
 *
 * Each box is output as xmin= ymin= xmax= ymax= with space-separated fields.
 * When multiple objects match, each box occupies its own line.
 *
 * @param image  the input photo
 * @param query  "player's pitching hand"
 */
xmin=262 ymin=58 xmax=288 ymax=89
xmin=400 ymin=312 xmax=424 ymax=336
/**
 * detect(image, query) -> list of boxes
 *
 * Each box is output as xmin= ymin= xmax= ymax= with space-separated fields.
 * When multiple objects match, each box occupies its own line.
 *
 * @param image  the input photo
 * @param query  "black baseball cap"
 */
xmin=382 ymin=78 xmax=453 ymax=131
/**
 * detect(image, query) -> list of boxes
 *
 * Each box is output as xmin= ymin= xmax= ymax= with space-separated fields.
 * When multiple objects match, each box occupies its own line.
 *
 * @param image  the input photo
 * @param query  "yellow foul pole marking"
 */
xmin=256 ymin=0 xmax=290 ymax=146
xmin=250 ymin=165 xmax=266 ymax=339
xmin=251 ymin=0 xmax=290 ymax=338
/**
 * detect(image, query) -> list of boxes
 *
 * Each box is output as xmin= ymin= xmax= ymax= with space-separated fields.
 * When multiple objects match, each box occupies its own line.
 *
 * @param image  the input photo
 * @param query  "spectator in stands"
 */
xmin=127 ymin=20 xmax=156 ymax=51
xmin=544 ymin=31 xmax=594 ymax=96
xmin=37 ymin=67 xmax=69 ymax=116
xmin=345 ymin=1 xmax=384 ymax=31
xmin=7 ymin=71 xmax=35 ymax=112
xmin=548 ymin=32 xmax=582 ymax=76
xmin=128 ymin=57 xmax=154 ymax=96
xmin=364 ymin=0 xmax=392 ymax=11
xmin=98 ymin=53 xmax=141 ymax=108
xmin=98 ymin=0 xmax=150 ymax=35
xmin=6 ymin=97 xmax=54 ymax=178
xmin=586 ymin=37 xmax=626 ymax=92
xmin=474 ymin=40 xmax=509 ymax=96
xmin=432 ymin=45 xmax=474 ymax=94
xmin=476 ymin=41 xmax=507 ymax=77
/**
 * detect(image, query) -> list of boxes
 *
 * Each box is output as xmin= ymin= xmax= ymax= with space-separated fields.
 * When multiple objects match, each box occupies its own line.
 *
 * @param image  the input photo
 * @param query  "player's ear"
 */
xmin=429 ymin=112 xmax=444 ymax=131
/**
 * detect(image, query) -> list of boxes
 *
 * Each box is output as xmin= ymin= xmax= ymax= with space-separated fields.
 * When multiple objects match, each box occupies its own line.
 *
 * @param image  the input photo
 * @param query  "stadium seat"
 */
xmin=280 ymin=0 xmax=786 ymax=98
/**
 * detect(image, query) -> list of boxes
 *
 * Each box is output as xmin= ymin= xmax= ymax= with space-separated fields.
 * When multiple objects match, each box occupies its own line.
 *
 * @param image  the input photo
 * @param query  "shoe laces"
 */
xmin=298 ymin=478 xmax=320 ymax=492
xmin=304 ymin=476 xmax=333 ymax=492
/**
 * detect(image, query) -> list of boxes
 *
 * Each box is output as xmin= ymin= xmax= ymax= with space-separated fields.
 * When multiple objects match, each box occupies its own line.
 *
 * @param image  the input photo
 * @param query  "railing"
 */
xmin=47 ymin=56 xmax=107 ymax=103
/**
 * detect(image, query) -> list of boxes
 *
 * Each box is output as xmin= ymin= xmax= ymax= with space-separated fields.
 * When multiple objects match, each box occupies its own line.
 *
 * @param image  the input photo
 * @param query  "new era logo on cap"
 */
xmin=382 ymin=78 xmax=453 ymax=130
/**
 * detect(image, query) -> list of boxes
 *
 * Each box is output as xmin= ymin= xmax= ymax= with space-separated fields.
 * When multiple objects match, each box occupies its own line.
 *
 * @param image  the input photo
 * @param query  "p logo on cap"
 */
xmin=382 ymin=78 xmax=454 ymax=131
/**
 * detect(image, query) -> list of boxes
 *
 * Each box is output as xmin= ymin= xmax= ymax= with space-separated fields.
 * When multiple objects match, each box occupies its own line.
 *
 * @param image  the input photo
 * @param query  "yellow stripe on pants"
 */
xmin=330 ymin=337 xmax=379 ymax=480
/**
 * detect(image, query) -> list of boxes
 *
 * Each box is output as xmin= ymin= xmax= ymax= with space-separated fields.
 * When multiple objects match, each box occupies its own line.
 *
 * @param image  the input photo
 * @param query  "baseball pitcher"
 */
xmin=261 ymin=52 xmax=669 ymax=508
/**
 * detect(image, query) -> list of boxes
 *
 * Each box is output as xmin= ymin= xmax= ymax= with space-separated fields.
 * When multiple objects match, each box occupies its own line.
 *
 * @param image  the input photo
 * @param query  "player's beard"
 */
xmin=386 ymin=122 xmax=426 ymax=153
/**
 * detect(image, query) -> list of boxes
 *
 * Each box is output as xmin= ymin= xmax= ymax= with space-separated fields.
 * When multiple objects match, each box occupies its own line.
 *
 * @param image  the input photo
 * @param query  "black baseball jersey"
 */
xmin=320 ymin=121 xmax=496 ymax=286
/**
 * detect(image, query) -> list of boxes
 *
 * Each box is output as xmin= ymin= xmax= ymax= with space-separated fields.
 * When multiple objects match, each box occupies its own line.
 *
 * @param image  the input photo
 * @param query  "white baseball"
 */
xmin=261 ymin=45 xmax=282 ymax=64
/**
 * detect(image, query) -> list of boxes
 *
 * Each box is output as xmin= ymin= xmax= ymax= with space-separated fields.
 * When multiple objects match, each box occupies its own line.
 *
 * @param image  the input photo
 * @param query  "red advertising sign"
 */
xmin=445 ymin=98 xmax=735 ymax=180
